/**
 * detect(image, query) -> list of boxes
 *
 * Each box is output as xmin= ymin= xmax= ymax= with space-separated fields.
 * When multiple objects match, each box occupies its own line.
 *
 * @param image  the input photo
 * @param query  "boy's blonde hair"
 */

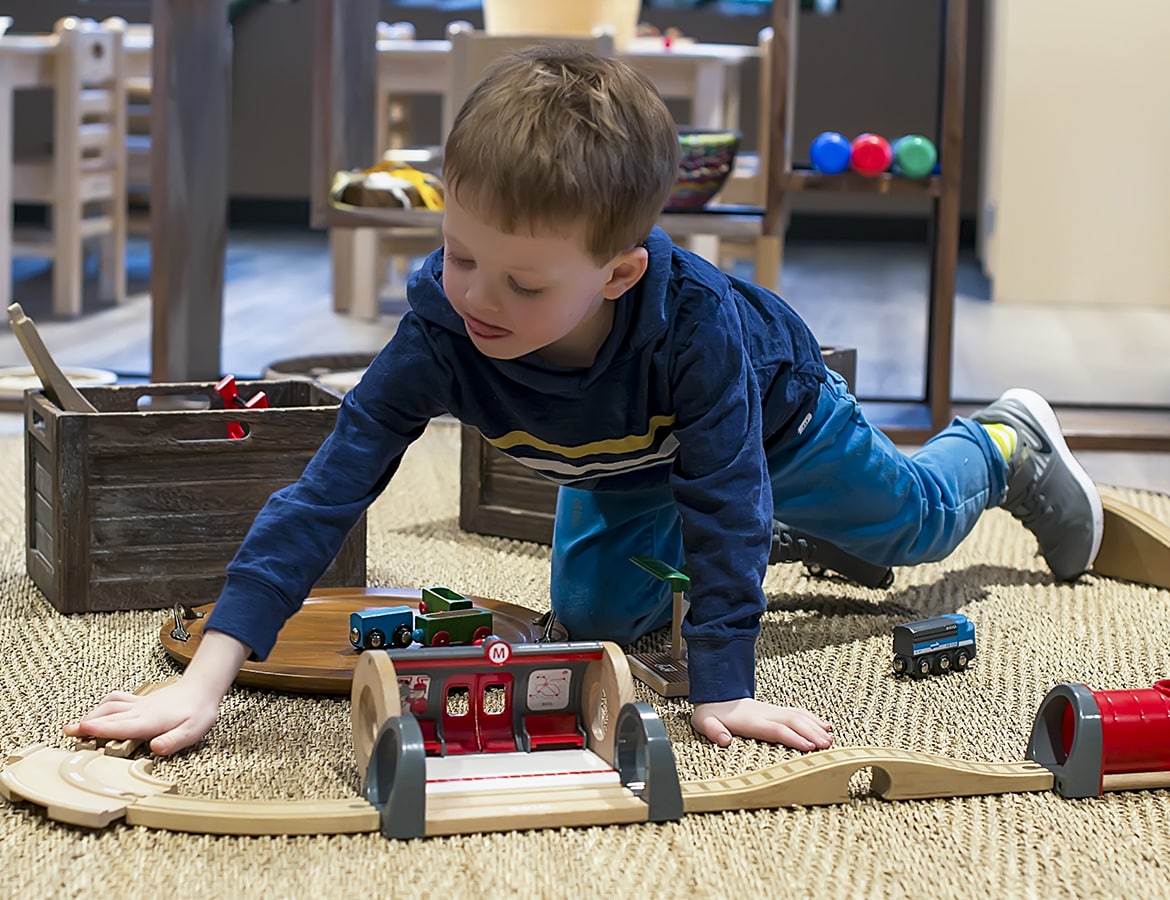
xmin=443 ymin=45 xmax=680 ymax=264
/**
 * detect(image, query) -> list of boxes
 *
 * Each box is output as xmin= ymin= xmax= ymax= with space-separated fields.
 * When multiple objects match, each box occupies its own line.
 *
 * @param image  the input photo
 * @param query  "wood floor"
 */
xmin=4 ymin=228 xmax=1170 ymax=494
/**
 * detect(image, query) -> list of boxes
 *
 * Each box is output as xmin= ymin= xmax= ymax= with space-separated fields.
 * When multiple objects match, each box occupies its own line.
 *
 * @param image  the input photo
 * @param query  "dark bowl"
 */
xmin=664 ymin=129 xmax=740 ymax=211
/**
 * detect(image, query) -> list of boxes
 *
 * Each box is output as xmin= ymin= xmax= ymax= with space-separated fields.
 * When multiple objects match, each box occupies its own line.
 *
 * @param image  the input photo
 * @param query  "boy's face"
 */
xmin=441 ymin=193 xmax=648 ymax=367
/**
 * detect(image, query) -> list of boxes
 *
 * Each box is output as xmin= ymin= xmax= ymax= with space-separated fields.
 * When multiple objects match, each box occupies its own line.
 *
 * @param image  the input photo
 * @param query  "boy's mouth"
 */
xmin=464 ymin=315 xmax=511 ymax=339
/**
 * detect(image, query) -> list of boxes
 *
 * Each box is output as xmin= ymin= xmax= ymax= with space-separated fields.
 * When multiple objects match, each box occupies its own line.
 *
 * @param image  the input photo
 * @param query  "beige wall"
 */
xmin=980 ymin=0 xmax=1170 ymax=307
xmin=7 ymin=0 xmax=987 ymax=217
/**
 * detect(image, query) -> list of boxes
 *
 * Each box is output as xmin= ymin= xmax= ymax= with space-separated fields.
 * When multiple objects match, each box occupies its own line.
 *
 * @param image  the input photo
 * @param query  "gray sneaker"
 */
xmin=973 ymin=388 xmax=1103 ymax=581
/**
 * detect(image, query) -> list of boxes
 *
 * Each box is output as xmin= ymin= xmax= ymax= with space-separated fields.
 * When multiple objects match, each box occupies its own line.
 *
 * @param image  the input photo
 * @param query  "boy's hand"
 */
xmin=63 ymin=629 xmax=250 ymax=756
xmin=63 ymin=678 xmax=220 ymax=756
xmin=691 ymin=698 xmax=833 ymax=751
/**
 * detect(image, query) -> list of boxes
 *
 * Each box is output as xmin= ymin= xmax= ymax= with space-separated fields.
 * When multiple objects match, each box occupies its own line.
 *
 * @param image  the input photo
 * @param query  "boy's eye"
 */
xmin=444 ymin=253 xmax=474 ymax=268
xmin=508 ymin=277 xmax=543 ymax=297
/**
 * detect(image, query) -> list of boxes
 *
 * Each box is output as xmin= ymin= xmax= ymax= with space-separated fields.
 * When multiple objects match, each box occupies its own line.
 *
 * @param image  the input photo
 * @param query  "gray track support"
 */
xmin=1026 ymin=682 xmax=1104 ymax=798
xmin=615 ymin=701 xmax=684 ymax=822
xmin=366 ymin=714 xmax=428 ymax=839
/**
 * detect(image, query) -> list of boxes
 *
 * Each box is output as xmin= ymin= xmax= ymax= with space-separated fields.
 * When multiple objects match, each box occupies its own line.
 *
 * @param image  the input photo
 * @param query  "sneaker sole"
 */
xmin=1001 ymin=387 xmax=1104 ymax=574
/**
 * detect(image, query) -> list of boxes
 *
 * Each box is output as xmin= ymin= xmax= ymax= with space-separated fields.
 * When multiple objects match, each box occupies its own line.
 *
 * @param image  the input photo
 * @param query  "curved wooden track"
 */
xmin=351 ymin=651 xmax=401 ymax=778
xmin=0 ymin=745 xmax=175 ymax=828
xmin=3 ymin=742 xmax=1059 ymax=836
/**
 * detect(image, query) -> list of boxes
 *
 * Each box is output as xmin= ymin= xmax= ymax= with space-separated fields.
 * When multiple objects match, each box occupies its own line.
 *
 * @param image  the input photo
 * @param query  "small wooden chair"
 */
xmin=658 ymin=24 xmax=783 ymax=290
xmin=330 ymin=21 xmax=449 ymax=321
xmin=708 ymin=26 xmax=784 ymax=289
xmin=12 ymin=17 xmax=128 ymax=317
xmin=123 ymin=22 xmax=152 ymax=235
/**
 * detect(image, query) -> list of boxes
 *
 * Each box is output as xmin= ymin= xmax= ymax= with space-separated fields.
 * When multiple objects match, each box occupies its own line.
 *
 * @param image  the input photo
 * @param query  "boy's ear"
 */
xmin=601 ymin=245 xmax=649 ymax=299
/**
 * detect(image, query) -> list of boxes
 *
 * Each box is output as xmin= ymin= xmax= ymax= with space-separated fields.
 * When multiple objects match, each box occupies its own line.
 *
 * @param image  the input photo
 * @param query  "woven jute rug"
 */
xmin=2 ymin=420 xmax=1169 ymax=898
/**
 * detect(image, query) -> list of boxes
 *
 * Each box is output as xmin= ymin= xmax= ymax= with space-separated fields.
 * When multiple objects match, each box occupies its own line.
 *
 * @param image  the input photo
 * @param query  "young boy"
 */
xmin=66 ymin=46 xmax=1102 ymax=756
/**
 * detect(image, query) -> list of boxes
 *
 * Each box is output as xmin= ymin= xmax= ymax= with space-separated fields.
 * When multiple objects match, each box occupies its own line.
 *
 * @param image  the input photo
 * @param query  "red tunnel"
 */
xmin=1064 ymin=680 xmax=1170 ymax=775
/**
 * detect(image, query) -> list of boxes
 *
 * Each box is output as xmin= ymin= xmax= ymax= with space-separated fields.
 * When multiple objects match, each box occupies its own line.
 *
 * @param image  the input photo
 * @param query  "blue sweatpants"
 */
xmin=549 ymin=371 xmax=1009 ymax=644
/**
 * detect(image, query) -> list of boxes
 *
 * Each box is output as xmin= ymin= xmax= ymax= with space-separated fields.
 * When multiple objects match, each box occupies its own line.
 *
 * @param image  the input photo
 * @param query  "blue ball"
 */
xmin=809 ymin=131 xmax=852 ymax=174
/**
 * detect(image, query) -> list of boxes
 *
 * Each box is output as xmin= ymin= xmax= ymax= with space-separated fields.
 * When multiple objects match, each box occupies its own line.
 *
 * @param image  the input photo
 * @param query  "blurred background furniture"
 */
xmin=661 ymin=24 xmax=780 ymax=289
xmin=9 ymin=17 xmax=127 ymax=317
xmin=123 ymin=22 xmax=153 ymax=235
xmin=2 ymin=16 xmax=151 ymax=315
xmin=661 ymin=0 xmax=968 ymax=442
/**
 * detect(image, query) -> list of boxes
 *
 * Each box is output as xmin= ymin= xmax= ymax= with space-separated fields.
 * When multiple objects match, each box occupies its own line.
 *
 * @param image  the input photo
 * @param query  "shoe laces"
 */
xmin=1004 ymin=450 xmax=1053 ymax=529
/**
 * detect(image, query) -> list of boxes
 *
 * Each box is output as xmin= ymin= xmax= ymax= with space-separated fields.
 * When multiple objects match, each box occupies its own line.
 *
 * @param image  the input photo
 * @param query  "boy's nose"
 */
xmin=464 ymin=276 xmax=500 ymax=313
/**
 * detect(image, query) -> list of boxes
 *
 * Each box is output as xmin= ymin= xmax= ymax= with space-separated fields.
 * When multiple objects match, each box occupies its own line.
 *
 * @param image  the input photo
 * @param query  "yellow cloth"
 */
xmin=357 ymin=161 xmax=445 ymax=211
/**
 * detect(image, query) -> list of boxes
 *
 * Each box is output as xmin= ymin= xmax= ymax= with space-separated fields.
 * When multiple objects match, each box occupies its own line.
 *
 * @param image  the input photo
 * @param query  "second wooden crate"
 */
xmin=460 ymin=347 xmax=858 ymax=545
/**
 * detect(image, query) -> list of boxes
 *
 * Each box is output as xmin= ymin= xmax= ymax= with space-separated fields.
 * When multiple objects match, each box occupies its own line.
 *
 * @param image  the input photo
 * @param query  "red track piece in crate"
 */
xmin=215 ymin=374 xmax=269 ymax=438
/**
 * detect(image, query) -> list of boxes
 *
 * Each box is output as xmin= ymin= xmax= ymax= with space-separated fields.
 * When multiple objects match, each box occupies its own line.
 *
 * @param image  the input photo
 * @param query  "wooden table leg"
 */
xmin=149 ymin=0 xmax=231 ymax=381
xmin=0 ymin=75 xmax=13 ymax=311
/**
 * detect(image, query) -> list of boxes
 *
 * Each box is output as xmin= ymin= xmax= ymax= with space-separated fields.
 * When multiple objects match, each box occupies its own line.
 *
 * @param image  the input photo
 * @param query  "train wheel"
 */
xmin=431 ymin=630 xmax=451 ymax=647
xmin=417 ymin=599 xmax=428 ymax=614
xmin=366 ymin=629 xmax=386 ymax=650
xmin=955 ymin=649 xmax=971 ymax=671
xmin=392 ymin=624 xmax=414 ymax=648
xmin=805 ymin=563 xmax=826 ymax=578
xmin=472 ymin=626 xmax=492 ymax=644
xmin=915 ymin=656 xmax=931 ymax=678
xmin=934 ymin=652 xmax=953 ymax=675
xmin=892 ymin=655 xmax=909 ymax=676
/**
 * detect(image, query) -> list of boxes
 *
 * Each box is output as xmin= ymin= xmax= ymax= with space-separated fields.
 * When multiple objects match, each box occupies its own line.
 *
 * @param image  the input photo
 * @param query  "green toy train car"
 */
xmin=412 ymin=608 xmax=494 ymax=647
xmin=418 ymin=584 xmax=474 ymax=614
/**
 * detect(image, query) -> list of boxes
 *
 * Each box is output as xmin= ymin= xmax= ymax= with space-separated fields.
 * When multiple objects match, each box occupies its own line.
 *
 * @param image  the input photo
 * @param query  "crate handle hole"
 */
xmin=136 ymin=393 xmax=212 ymax=411
xmin=31 ymin=409 xmax=45 ymax=432
xmin=170 ymin=421 xmax=253 ymax=443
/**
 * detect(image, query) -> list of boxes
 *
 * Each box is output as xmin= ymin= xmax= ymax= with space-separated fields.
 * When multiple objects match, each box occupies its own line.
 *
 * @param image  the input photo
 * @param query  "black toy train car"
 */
xmin=892 ymin=613 xmax=976 ymax=678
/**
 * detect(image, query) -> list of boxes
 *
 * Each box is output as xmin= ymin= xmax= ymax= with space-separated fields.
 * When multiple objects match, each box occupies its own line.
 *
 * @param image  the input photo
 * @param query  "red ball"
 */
xmin=850 ymin=133 xmax=893 ymax=177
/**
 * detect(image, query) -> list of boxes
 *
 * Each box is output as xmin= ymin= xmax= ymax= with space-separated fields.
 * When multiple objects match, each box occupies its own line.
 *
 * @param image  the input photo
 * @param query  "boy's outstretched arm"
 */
xmin=691 ymin=698 xmax=834 ymax=751
xmin=63 ymin=630 xmax=250 ymax=756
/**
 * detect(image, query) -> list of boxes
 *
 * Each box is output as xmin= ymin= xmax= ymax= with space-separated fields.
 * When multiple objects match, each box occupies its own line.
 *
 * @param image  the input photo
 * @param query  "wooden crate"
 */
xmin=24 ymin=380 xmax=366 ymax=614
xmin=460 ymin=347 xmax=858 ymax=546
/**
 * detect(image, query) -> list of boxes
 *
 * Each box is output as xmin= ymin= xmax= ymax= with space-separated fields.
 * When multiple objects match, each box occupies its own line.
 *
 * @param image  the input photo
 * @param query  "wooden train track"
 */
xmin=681 ymin=746 xmax=1054 ymax=812
xmin=423 ymin=783 xmax=650 ymax=836
xmin=3 ymin=741 xmax=1059 ymax=837
xmin=1095 ymin=488 xmax=1170 ymax=591
xmin=125 ymin=794 xmax=379 ymax=835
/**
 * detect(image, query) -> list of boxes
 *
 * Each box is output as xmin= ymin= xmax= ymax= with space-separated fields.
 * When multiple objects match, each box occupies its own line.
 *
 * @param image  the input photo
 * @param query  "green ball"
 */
xmin=892 ymin=135 xmax=937 ymax=179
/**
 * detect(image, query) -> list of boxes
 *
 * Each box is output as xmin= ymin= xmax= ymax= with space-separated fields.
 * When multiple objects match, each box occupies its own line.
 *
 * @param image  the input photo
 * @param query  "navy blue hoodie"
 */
xmin=205 ymin=227 xmax=827 ymax=703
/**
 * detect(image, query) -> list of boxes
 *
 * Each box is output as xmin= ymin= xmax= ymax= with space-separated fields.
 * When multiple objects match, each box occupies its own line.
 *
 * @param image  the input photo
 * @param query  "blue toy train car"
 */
xmin=892 ymin=613 xmax=976 ymax=678
xmin=350 ymin=606 xmax=416 ymax=650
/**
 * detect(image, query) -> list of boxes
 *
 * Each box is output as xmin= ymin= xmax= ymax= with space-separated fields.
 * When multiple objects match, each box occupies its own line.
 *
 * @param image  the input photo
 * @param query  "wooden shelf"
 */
xmin=320 ymin=204 xmax=443 ymax=230
xmin=786 ymin=169 xmax=941 ymax=197
xmin=767 ymin=0 xmax=967 ymax=433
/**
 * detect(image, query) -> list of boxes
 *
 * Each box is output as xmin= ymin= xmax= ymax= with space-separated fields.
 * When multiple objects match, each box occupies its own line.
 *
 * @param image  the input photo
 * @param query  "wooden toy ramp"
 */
xmin=1094 ymin=488 xmax=1170 ymax=591
xmin=2 ymin=742 xmax=1055 ymax=837
xmin=681 ymin=746 xmax=1054 ymax=811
